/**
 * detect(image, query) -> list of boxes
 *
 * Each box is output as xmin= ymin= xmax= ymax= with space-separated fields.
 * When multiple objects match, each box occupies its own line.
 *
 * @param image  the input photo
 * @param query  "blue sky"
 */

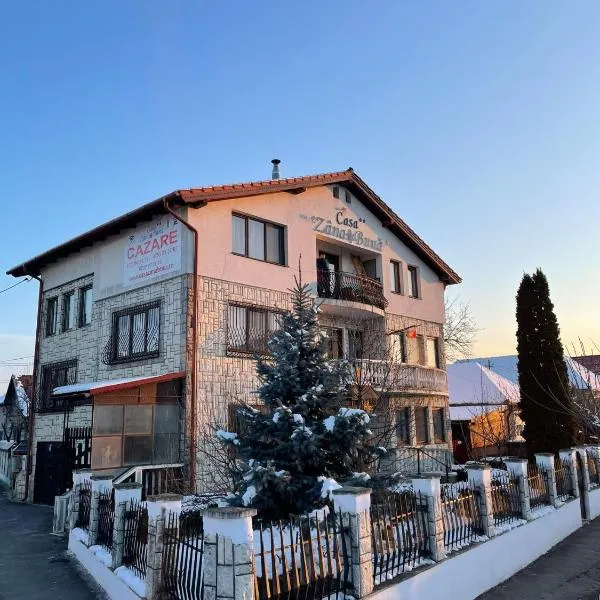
xmin=1 ymin=1 xmax=600 ymax=385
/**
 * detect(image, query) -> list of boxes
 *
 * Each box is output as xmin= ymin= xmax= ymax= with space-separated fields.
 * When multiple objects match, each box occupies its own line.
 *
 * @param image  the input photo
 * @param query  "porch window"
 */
xmin=110 ymin=301 xmax=160 ymax=363
xmin=227 ymin=304 xmax=283 ymax=355
xmin=79 ymin=285 xmax=93 ymax=326
xmin=426 ymin=338 xmax=440 ymax=368
xmin=396 ymin=407 xmax=411 ymax=445
xmin=62 ymin=292 xmax=76 ymax=332
xmin=348 ymin=330 xmax=364 ymax=360
xmin=432 ymin=408 xmax=446 ymax=443
xmin=415 ymin=407 xmax=429 ymax=444
xmin=390 ymin=260 xmax=402 ymax=294
xmin=323 ymin=327 xmax=344 ymax=359
xmin=390 ymin=333 xmax=406 ymax=363
xmin=406 ymin=334 xmax=425 ymax=366
xmin=39 ymin=359 xmax=78 ymax=412
xmin=232 ymin=213 xmax=286 ymax=265
xmin=45 ymin=297 xmax=58 ymax=337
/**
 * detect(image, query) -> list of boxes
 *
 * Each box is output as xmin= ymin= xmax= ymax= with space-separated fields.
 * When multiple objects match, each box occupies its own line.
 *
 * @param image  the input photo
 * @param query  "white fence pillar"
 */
xmin=88 ymin=474 xmax=113 ymax=547
xmin=111 ymin=482 xmax=143 ymax=570
xmin=466 ymin=464 xmax=495 ymax=538
xmin=203 ymin=507 xmax=257 ymax=600
xmin=505 ymin=459 xmax=531 ymax=520
xmin=411 ymin=475 xmax=445 ymax=562
xmin=535 ymin=453 xmax=558 ymax=507
xmin=575 ymin=447 xmax=591 ymax=518
xmin=68 ymin=469 xmax=92 ymax=531
xmin=332 ymin=487 xmax=373 ymax=598
xmin=146 ymin=494 xmax=182 ymax=600
xmin=559 ymin=448 xmax=579 ymax=498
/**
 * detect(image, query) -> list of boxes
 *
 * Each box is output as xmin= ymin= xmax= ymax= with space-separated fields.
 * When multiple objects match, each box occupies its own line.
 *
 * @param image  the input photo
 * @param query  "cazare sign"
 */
xmin=301 ymin=210 xmax=383 ymax=251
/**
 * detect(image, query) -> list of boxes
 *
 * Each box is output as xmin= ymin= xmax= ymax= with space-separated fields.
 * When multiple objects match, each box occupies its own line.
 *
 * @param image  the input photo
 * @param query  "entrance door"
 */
xmin=33 ymin=441 xmax=70 ymax=505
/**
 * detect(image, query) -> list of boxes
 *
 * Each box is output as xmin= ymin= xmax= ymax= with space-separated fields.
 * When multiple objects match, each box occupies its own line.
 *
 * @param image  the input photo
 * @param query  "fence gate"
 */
xmin=33 ymin=441 xmax=70 ymax=505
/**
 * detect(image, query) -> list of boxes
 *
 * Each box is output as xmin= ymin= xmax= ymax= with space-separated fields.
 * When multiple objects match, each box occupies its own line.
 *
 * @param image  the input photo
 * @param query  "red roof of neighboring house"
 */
xmin=572 ymin=355 xmax=600 ymax=376
xmin=6 ymin=169 xmax=461 ymax=284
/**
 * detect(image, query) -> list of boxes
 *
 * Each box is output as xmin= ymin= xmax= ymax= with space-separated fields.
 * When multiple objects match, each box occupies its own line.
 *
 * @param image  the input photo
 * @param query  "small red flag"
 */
xmin=406 ymin=328 xmax=417 ymax=339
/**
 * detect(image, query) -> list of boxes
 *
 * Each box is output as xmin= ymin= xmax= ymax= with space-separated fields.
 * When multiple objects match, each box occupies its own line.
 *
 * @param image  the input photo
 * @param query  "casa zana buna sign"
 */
xmin=300 ymin=210 xmax=384 ymax=251
xmin=123 ymin=216 xmax=182 ymax=286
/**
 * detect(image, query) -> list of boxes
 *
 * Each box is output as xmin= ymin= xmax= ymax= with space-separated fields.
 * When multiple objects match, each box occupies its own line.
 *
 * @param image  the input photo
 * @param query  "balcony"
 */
xmin=316 ymin=269 xmax=388 ymax=315
xmin=353 ymin=360 xmax=448 ymax=393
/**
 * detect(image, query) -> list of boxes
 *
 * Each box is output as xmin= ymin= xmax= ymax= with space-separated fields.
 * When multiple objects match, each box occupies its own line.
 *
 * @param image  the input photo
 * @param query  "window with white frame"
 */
xmin=110 ymin=301 xmax=160 ymax=363
xmin=425 ymin=337 xmax=440 ymax=368
xmin=62 ymin=292 xmax=76 ymax=332
xmin=79 ymin=285 xmax=93 ymax=326
xmin=390 ymin=260 xmax=402 ymax=294
xmin=45 ymin=297 xmax=58 ymax=336
xmin=232 ymin=213 xmax=286 ymax=265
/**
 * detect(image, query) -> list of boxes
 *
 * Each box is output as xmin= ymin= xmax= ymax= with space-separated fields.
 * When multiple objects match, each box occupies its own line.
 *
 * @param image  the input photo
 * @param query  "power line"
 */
xmin=0 ymin=278 xmax=31 ymax=295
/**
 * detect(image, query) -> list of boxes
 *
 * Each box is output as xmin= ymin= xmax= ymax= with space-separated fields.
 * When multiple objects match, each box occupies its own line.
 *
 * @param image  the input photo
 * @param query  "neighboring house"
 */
xmin=7 ymin=164 xmax=461 ymax=503
xmin=573 ymin=355 xmax=600 ymax=377
xmin=0 ymin=374 xmax=31 ymax=442
xmin=448 ymin=361 xmax=523 ymax=463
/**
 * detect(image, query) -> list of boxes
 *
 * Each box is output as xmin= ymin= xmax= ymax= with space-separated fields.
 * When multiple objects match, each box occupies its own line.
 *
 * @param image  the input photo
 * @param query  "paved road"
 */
xmin=0 ymin=488 xmax=105 ymax=600
xmin=479 ymin=518 xmax=600 ymax=600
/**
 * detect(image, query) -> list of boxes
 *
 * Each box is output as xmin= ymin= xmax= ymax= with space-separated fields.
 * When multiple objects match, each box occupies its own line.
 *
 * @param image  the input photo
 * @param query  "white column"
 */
xmin=412 ymin=475 xmax=445 ymax=561
xmin=111 ymin=482 xmax=143 ymax=569
xmin=88 ymin=474 xmax=113 ymax=547
xmin=535 ymin=453 xmax=558 ymax=507
xmin=505 ymin=458 xmax=531 ymax=520
xmin=559 ymin=448 xmax=579 ymax=498
xmin=466 ymin=464 xmax=495 ymax=538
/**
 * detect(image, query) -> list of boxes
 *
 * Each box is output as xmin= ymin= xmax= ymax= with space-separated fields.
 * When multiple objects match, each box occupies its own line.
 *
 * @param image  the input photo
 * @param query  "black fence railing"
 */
xmin=527 ymin=463 xmax=551 ymax=509
xmin=75 ymin=479 xmax=92 ymax=530
xmin=441 ymin=482 xmax=483 ymax=552
xmin=97 ymin=488 xmax=115 ymax=551
xmin=370 ymin=491 xmax=430 ymax=585
xmin=554 ymin=459 xmax=574 ymax=501
xmin=123 ymin=499 xmax=148 ymax=579
xmin=316 ymin=270 xmax=388 ymax=310
xmin=253 ymin=510 xmax=352 ymax=600
xmin=160 ymin=511 xmax=204 ymax=600
xmin=588 ymin=453 xmax=600 ymax=487
xmin=490 ymin=471 xmax=522 ymax=527
xmin=64 ymin=426 xmax=92 ymax=469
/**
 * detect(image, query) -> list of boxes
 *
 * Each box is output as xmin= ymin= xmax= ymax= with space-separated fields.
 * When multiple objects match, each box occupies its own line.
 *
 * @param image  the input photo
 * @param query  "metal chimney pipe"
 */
xmin=271 ymin=158 xmax=281 ymax=180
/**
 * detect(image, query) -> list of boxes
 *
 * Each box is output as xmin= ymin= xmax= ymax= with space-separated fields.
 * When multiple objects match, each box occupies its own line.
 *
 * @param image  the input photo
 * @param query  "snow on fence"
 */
xmin=370 ymin=490 xmax=430 ymax=584
xmin=253 ymin=510 xmax=351 ymax=600
xmin=440 ymin=482 xmax=484 ymax=553
xmin=122 ymin=499 xmax=148 ymax=580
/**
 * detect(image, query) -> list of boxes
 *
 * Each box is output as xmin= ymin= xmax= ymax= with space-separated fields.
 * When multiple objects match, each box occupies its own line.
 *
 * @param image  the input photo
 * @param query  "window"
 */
xmin=39 ymin=359 xmax=78 ymax=412
xmin=79 ymin=285 xmax=93 ymax=326
xmin=323 ymin=327 xmax=344 ymax=359
xmin=415 ymin=407 xmax=429 ymax=444
xmin=406 ymin=334 xmax=425 ymax=366
xmin=390 ymin=333 xmax=406 ymax=363
xmin=227 ymin=304 xmax=283 ymax=355
xmin=332 ymin=186 xmax=340 ymax=199
xmin=232 ymin=213 xmax=285 ymax=265
xmin=62 ymin=292 xmax=76 ymax=332
xmin=348 ymin=330 xmax=364 ymax=360
xmin=390 ymin=260 xmax=402 ymax=294
xmin=110 ymin=302 xmax=160 ymax=363
xmin=45 ymin=297 xmax=58 ymax=336
xmin=396 ymin=408 xmax=411 ymax=445
xmin=345 ymin=190 xmax=351 ymax=204
xmin=408 ymin=266 xmax=419 ymax=298
xmin=426 ymin=338 xmax=440 ymax=368
xmin=432 ymin=408 xmax=446 ymax=443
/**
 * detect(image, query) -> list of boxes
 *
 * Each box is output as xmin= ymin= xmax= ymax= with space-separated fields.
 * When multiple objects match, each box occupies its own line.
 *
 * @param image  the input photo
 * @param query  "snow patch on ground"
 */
xmin=445 ymin=534 xmax=489 ymax=555
xmin=89 ymin=545 xmax=113 ymax=567
xmin=115 ymin=565 xmax=146 ymax=598
xmin=71 ymin=527 xmax=90 ymax=545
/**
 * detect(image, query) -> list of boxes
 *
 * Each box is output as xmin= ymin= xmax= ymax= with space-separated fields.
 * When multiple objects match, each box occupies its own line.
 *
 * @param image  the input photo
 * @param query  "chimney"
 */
xmin=271 ymin=158 xmax=281 ymax=180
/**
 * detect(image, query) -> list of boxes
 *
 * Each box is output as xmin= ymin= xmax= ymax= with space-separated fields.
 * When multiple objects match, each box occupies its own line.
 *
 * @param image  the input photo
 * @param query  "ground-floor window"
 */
xmin=415 ymin=407 xmax=429 ymax=444
xmin=396 ymin=407 xmax=411 ymax=445
xmin=432 ymin=407 xmax=446 ymax=442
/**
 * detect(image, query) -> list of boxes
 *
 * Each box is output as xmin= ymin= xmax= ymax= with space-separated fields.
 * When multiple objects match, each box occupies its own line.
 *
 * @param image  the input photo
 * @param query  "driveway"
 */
xmin=478 ymin=518 xmax=600 ymax=600
xmin=0 ymin=488 xmax=105 ymax=600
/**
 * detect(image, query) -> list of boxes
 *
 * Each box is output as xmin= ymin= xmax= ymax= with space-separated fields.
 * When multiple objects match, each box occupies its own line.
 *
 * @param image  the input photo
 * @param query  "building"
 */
xmin=573 ymin=355 xmax=600 ymax=377
xmin=448 ymin=360 xmax=522 ymax=463
xmin=0 ymin=374 xmax=31 ymax=442
xmin=7 ymin=164 xmax=461 ymax=503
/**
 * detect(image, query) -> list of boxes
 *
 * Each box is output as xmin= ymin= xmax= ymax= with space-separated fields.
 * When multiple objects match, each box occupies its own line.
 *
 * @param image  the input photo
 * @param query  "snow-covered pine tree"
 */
xmin=217 ymin=279 xmax=376 ymax=518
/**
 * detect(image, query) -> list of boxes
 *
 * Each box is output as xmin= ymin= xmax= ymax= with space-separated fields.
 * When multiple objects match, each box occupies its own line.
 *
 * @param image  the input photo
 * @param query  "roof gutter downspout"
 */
xmin=164 ymin=197 xmax=200 ymax=492
xmin=22 ymin=269 xmax=43 ymax=502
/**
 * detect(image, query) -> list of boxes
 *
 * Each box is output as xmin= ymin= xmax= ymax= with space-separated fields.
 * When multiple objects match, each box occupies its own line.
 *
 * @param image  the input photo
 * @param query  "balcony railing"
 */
xmin=353 ymin=359 xmax=448 ymax=392
xmin=317 ymin=269 xmax=388 ymax=310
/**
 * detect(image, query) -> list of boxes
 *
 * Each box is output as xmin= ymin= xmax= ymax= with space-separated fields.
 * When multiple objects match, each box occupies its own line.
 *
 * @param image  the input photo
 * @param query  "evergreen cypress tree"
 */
xmin=516 ymin=268 xmax=577 ymax=458
xmin=218 ymin=280 xmax=376 ymax=518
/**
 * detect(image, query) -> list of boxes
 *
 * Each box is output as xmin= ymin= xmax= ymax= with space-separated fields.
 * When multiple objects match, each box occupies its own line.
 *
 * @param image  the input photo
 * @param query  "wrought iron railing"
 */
xmin=370 ymin=490 xmax=430 ymax=585
xmin=123 ymin=498 xmax=148 ymax=579
xmin=96 ymin=488 xmax=115 ymax=551
xmin=354 ymin=360 xmax=448 ymax=392
xmin=160 ymin=511 xmax=204 ymax=600
xmin=38 ymin=359 xmax=78 ymax=412
xmin=490 ymin=470 xmax=521 ymax=527
xmin=554 ymin=458 xmax=574 ymax=501
xmin=390 ymin=446 xmax=453 ymax=477
xmin=317 ymin=269 xmax=387 ymax=310
xmin=253 ymin=510 xmax=352 ymax=600
xmin=440 ymin=482 xmax=483 ymax=552
xmin=527 ymin=463 xmax=551 ymax=509
xmin=76 ymin=479 xmax=92 ymax=530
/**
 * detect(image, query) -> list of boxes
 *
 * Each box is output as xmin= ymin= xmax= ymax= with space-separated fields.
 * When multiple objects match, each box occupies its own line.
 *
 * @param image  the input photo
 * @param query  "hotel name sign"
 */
xmin=301 ymin=210 xmax=383 ymax=251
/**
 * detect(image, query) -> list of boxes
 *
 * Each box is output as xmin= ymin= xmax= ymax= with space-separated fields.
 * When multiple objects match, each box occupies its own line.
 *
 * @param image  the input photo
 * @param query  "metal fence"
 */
xmin=253 ymin=510 xmax=351 ymax=600
xmin=75 ymin=479 xmax=92 ymax=530
xmin=440 ymin=482 xmax=483 ymax=552
xmin=527 ymin=463 xmax=550 ymax=509
xmin=97 ymin=488 xmax=115 ymax=551
xmin=554 ymin=458 xmax=574 ymax=501
xmin=588 ymin=452 xmax=600 ymax=487
xmin=370 ymin=491 xmax=430 ymax=584
xmin=123 ymin=499 xmax=148 ymax=579
xmin=161 ymin=511 xmax=204 ymax=600
xmin=490 ymin=471 xmax=521 ymax=527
